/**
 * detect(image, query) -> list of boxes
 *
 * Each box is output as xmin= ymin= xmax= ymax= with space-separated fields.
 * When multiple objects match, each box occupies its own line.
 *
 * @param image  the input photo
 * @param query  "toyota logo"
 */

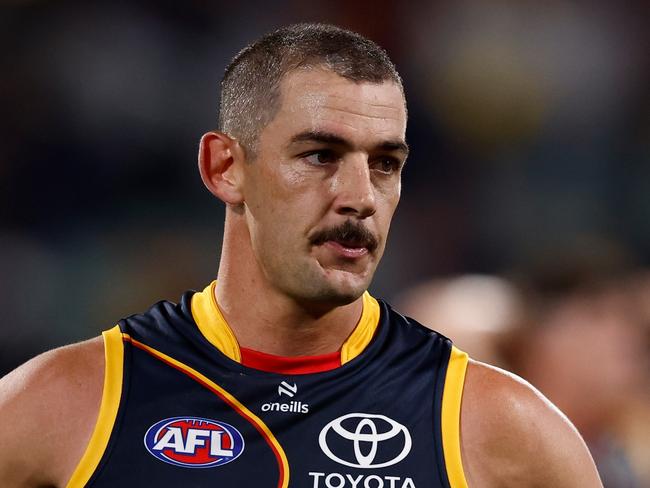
xmin=318 ymin=413 xmax=412 ymax=468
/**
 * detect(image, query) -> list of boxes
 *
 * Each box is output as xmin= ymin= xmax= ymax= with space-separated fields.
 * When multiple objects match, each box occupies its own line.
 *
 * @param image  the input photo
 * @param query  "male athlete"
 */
xmin=0 ymin=24 xmax=602 ymax=487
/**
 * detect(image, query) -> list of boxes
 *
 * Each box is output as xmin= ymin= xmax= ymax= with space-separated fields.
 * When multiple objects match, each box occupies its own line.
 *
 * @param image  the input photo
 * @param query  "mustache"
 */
xmin=310 ymin=220 xmax=379 ymax=252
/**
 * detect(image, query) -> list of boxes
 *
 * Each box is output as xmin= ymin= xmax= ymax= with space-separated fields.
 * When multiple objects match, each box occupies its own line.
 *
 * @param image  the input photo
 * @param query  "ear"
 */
xmin=198 ymin=131 xmax=245 ymax=205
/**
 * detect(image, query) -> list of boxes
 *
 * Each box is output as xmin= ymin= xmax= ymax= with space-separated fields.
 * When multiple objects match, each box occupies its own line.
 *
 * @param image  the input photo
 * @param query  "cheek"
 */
xmin=246 ymin=188 xmax=314 ymax=250
xmin=256 ymin=162 xmax=316 ymax=203
xmin=377 ymin=184 xmax=401 ymax=223
xmin=246 ymin=166 xmax=292 ymax=217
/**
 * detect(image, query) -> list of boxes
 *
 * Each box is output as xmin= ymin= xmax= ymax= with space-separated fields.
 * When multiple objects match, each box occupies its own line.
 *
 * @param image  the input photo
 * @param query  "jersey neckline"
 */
xmin=239 ymin=347 xmax=341 ymax=374
xmin=189 ymin=281 xmax=381 ymax=374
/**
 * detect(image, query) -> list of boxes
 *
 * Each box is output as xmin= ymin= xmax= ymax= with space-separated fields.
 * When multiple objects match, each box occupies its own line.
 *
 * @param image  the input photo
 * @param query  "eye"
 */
xmin=371 ymin=157 xmax=402 ymax=175
xmin=303 ymin=149 xmax=339 ymax=166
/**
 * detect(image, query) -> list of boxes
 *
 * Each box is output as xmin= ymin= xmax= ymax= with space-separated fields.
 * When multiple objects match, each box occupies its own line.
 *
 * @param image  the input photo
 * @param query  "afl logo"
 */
xmin=144 ymin=416 xmax=244 ymax=468
xmin=319 ymin=413 xmax=412 ymax=468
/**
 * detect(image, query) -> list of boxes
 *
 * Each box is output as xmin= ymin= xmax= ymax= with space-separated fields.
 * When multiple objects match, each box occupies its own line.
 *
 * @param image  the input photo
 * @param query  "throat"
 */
xmin=190 ymin=281 xmax=381 ymax=367
xmin=221 ymin=285 xmax=366 ymax=358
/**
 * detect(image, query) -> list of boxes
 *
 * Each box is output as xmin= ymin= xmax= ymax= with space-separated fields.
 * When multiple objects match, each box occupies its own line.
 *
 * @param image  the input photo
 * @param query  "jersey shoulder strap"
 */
xmin=66 ymin=325 xmax=125 ymax=488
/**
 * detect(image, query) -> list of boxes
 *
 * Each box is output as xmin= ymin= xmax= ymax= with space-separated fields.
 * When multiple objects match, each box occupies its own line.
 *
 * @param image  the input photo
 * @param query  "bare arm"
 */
xmin=460 ymin=360 xmax=603 ymax=488
xmin=0 ymin=338 xmax=104 ymax=488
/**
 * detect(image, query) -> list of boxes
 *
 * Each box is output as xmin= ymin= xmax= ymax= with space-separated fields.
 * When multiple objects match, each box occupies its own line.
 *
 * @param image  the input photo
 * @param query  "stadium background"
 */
xmin=1 ymin=1 xmax=649 ymax=485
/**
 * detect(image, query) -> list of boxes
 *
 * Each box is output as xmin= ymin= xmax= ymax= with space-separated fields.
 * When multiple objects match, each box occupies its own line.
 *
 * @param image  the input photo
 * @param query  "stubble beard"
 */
xmin=267 ymin=250 xmax=378 ymax=312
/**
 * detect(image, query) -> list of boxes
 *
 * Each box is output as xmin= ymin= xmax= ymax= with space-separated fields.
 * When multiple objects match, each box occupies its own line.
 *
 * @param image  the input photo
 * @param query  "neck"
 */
xmin=213 ymin=212 xmax=364 ymax=357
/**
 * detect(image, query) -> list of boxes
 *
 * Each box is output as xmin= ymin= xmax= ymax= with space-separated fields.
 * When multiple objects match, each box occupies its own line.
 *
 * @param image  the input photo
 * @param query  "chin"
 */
xmin=284 ymin=278 xmax=366 ymax=309
xmin=320 ymin=288 xmax=362 ymax=306
xmin=275 ymin=260 xmax=374 ymax=308
xmin=314 ymin=271 xmax=370 ymax=305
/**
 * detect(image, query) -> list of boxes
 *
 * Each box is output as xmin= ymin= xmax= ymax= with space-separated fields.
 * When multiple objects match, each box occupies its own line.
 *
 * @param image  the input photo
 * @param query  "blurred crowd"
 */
xmin=398 ymin=266 xmax=650 ymax=487
xmin=1 ymin=0 xmax=649 ymax=485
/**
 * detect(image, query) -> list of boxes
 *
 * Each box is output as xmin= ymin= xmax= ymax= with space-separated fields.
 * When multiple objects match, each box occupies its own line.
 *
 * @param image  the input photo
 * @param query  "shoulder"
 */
xmin=459 ymin=359 xmax=603 ymax=488
xmin=0 ymin=337 xmax=105 ymax=488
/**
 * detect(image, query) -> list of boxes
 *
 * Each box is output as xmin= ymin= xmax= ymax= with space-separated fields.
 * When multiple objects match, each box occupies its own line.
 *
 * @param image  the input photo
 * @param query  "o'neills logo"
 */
xmin=261 ymin=400 xmax=309 ymax=414
xmin=261 ymin=381 xmax=310 ymax=414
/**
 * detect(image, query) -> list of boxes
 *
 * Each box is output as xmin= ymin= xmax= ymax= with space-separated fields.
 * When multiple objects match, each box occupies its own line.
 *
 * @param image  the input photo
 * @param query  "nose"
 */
xmin=332 ymin=155 xmax=377 ymax=218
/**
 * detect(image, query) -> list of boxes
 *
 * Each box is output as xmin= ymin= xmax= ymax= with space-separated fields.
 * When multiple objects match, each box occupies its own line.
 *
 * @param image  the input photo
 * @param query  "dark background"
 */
xmin=2 ymin=0 xmax=649 ymax=372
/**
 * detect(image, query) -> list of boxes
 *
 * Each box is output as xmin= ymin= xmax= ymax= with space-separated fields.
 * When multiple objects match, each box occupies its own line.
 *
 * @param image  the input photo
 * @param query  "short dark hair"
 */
xmin=218 ymin=23 xmax=404 ymax=157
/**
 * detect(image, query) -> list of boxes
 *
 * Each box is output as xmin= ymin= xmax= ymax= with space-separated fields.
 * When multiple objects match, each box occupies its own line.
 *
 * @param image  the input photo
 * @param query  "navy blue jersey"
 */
xmin=66 ymin=282 xmax=469 ymax=488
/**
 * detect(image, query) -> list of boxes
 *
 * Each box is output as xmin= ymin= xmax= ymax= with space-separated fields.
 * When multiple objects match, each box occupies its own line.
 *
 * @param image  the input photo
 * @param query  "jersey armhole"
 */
xmin=66 ymin=325 xmax=124 ymax=488
xmin=441 ymin=346 xmax=470 ymax=488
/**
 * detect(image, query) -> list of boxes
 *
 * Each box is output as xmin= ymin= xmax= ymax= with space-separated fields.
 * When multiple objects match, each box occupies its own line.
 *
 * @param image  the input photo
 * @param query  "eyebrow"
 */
xmin=289 ymin=130 xmax=409 ymax=157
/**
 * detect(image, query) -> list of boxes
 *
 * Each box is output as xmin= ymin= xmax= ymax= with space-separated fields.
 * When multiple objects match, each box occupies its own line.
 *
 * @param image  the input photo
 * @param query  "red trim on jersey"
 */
xmin=124 ymin=336 xmax=288 ymax=488
xmin=240 ymin=347 xmax=341 ymax=374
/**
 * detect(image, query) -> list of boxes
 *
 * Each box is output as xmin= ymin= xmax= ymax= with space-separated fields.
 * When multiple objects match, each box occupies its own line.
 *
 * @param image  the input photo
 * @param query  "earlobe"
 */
xmin=198 ymin=131 xmax=245 ymax=205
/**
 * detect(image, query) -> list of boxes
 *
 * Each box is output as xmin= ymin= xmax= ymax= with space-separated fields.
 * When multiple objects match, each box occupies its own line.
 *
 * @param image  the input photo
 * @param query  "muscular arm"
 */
xmin=0 ymin=338 xmax=104 ymax=488
xmin=460 ymin=360 xmax=603 ymax=488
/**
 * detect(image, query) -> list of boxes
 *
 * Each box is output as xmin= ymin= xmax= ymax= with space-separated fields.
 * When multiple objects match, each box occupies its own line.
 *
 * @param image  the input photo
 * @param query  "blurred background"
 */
xmin=1 ymin=0 xmax=648 ymax=485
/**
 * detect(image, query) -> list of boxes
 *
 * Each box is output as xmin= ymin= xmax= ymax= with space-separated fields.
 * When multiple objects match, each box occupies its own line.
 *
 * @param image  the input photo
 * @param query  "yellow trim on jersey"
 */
xmin=191 ymin=281 xmax=241 ymax=362
xmin=66 ymin=326 xmax=124 ymax=488
xmin=124 ymin=333 xmax=290 ymax=488
xmin=192 ymin=282 xmax=380 ymax=365
xmin=441 ymin=346 xmax=469 ymax=488
xmin=340 ymin=292 xmax=380 ymax=364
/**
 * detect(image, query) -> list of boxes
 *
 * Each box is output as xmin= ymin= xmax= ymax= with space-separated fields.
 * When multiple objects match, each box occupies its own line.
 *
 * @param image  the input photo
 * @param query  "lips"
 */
xmin=324 ymin=240 xmax=369 ymax=259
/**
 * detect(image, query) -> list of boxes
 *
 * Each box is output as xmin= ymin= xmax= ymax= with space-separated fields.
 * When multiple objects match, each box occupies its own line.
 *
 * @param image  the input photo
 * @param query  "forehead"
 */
xmin=261 ymin=68 xmax=407 ymax=145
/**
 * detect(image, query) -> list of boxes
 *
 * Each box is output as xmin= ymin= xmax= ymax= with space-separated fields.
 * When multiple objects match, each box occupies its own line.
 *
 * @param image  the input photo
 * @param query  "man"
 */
xmin=0 ymin=24 xmax=602 ymax=487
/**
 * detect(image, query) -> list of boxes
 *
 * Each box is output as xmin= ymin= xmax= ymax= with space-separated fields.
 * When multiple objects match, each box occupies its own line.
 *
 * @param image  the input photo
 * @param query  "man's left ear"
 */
xmin=198 ymin=131 xmax=245 ymax=205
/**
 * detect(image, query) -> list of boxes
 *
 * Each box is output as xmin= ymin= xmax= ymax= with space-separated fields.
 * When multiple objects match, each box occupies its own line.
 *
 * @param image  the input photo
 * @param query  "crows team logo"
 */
xmin=144 ymin=416 xmax=245 ymax=468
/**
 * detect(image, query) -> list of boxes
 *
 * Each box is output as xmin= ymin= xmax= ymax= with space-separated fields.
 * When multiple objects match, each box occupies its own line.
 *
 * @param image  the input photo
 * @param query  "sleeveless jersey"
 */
xmin=65 ymin=282 xmax=469 ymax=488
